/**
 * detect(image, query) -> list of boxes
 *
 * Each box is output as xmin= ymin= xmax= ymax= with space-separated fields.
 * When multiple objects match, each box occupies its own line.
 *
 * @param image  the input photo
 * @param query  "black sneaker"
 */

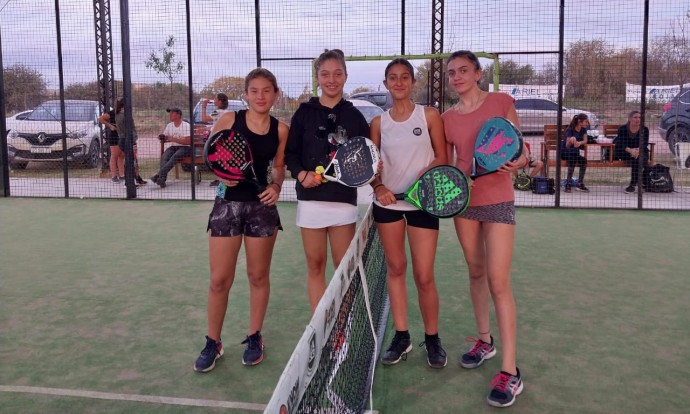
xmin=241 ymin=331 xmax=264 ymax=366
xmin=136 ymin=176 xmax=147 ymax=185
xmin=111 ymin=176 xmax=120 ymax=183
xmin=576 ymin=183 xmax=589 ymax=192
xmin=193 ymin=336 xmax=223 ymax=373
xmin=624 ymin=185 xmax=635 ymax=194
xmin=487 ymin=367 xmax=524 ymax=408
xmin=564 ymin=183 xmax=572 ymax=193
xmin=460 ymin=336 xmax=496 ymax=369
xmin=420 ymin=334 xmax=447 ymax=368
xmin=381 ymin=331 xmax=412 ymax=365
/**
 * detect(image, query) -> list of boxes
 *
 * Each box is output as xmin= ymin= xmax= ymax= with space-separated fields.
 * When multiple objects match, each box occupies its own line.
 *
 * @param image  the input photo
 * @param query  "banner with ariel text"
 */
xmin=626 ymin=82 xmax=690 ymax=103
xmin=499 ymin=84 xmax=559 ymax=101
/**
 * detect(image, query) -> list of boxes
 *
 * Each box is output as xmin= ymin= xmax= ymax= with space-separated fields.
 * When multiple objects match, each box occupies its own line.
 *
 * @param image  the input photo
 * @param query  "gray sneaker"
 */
xmin=460 ymin=336 xmax=496 ymax=369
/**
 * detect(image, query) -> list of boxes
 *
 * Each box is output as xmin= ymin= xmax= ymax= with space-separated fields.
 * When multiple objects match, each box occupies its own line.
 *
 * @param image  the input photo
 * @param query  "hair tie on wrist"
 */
xmin=373 ymin=183 xmax=384 ymax=191
xmin=299 ymin=172 xmax=307 ymax=184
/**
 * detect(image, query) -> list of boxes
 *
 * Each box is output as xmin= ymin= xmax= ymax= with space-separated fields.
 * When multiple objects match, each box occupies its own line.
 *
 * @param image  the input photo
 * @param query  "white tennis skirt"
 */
xmin=296 ymin=200 xmax=358 ymax=229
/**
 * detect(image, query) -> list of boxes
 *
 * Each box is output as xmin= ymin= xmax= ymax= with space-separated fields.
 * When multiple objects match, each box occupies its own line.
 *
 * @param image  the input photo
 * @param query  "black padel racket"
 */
xmin=317 ymin=136 xmax=381 ymax=187
xmin=203 ymin=129 xmax=264 ymax=192
xmin=394 ymin=165 xmax=470 ymax=218
xmin=471 ymin=117 xmax=523 ymax=179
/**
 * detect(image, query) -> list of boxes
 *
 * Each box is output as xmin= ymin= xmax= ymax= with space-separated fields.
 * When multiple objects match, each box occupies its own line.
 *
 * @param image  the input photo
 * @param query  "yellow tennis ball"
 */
xmin=315 ymin=166 xmax=324 ymax=174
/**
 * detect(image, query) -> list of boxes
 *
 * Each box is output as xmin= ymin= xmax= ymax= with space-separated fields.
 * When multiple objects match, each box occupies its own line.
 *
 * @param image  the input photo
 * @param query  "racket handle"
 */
xmin=394 ymin=193 xmax=405 ymax=200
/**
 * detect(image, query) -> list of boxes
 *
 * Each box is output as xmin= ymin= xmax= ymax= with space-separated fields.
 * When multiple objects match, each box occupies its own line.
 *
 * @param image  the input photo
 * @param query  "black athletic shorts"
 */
xmin=372 ymin=203 xmax=439 ymax=230
xmin=207 ymin=198 xmax=282 ymax=237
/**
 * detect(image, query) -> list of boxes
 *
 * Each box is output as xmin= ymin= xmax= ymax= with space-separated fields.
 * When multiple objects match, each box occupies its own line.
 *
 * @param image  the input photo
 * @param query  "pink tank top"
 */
xmin=442 ymin=93 xmax=515 ymax=207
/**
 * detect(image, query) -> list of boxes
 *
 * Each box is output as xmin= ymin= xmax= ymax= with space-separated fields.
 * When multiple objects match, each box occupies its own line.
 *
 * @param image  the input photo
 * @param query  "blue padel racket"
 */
xmin=203 ymin=129 xmax=264 ymax=192
xmin=394 ymin=165 xmax=470 ymax=218
xmin=319 ymin=136 xmax=381 ymax=187
xmin=471 ymin=117 xmax=523 ymax=179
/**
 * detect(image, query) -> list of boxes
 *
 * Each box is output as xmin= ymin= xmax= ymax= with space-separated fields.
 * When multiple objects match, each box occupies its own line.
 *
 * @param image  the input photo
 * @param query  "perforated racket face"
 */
xmin=410 ymin=165 xmax=470 ymax=218
xmin=324 ymin=136 xmax=380 ymax=187
xmin=204 ymin=129 xmax=252 ymax=181
xmin=474 ymin=117 xmax=523 ymax=172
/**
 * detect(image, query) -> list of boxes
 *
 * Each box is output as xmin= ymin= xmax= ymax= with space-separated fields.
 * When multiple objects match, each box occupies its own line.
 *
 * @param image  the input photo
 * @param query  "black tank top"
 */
xmin=222 ymin=110 xmax=280 ymax=201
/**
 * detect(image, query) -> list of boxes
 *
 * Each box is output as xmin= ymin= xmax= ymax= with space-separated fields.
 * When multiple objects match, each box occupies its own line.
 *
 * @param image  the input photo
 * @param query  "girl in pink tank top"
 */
xmin=442 ymin=51 xmax=528 ymax=408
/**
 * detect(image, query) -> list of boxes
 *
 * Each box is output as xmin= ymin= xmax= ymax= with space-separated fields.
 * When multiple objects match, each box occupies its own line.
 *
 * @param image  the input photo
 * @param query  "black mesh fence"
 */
xmin=1 ymin=0 xmax=688 ymax=209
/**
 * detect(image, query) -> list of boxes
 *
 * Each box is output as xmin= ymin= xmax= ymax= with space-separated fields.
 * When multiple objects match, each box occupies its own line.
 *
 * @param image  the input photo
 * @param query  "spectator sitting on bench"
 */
xmin=562 ymin=113 xmax=590 ymax=193
xmin=524 ymin=142 xmax=543 ymax=177
xmin=151 ymin=107 xmax=191 ymax=188
xmin=614 ymin=110 xmax=650 ymax=194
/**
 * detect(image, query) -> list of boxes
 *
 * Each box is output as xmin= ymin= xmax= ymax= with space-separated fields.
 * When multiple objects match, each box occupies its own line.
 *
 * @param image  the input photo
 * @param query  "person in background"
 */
xmin=284 ymin=49 xmax=369 ymax=313
xmin=112 ymin=97 xmax=146 ymax=186
xmin=614 ymin=110 xmax=650 ymax=194
xmin=202 ymin=93 xmax=231 ymax=187
xmin=150 ymin=107 xmax=191 ymax=188
xmin=442 ymin=50 xmax=528 ymax=408
xmin=98 ymin=104 xmax=125 ymax=183
xmin=562 ymin=113 xmax=589 ymax=193
xmin=369 ymin=58 xmax=448 ymax=369
xmin=194 ymin=68 xmax=288 ymax=372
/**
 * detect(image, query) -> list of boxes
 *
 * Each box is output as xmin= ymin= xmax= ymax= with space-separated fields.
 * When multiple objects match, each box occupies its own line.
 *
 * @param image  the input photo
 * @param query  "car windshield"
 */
xmin=354 ymin=106 xmax=383 ymax=123
xmin=28 ymin=103 xmax=94 ymax=122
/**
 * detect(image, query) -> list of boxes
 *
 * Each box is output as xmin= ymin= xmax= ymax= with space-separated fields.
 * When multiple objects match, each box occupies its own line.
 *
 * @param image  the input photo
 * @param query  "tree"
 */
xmin=199 ymin=76 xmax=245 ymax=100
xmin=482 ymin=60 xmax=535 ymax=90
xmin=3 ymin=65 xmax=47 ymax=112
xmin=412 ymin=61 xmax=455 ymax=107
xmin=564 ymin=39 xmax=613 ymax=100
xmin=144 ymin=35 xmax=185 ymax=98
xmin=349 ymin=86 xmax=374 ymax=96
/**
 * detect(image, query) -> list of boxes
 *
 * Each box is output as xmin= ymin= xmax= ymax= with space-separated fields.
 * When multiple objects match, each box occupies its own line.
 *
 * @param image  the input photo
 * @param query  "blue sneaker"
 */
xmin=487 ymin=368 xmax=524 ymax=407
xmin=460 ymin=336 xmax=496 ymax=368
xmin=193 ymin=336 xmax=223 ymax=372
xmin=241 ymin=331 xmax=264 ymax=366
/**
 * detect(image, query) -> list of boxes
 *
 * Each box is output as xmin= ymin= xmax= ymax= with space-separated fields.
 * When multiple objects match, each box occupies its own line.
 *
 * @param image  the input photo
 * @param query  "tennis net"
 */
xmin=265 ymin=204 xmax=389 ymax=414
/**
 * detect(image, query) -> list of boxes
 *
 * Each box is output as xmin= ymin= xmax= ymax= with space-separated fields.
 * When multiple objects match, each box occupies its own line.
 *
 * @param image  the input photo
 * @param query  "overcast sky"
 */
xmin=1 ymin=0 xmax=687 ymax=97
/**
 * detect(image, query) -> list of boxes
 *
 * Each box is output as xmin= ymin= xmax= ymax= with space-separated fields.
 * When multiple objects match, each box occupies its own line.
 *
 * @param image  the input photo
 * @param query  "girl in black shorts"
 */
xmin=193 ymin=68 xmax=288 ymax=373
xmin=368 ymin=59 xmax=449 ymax=369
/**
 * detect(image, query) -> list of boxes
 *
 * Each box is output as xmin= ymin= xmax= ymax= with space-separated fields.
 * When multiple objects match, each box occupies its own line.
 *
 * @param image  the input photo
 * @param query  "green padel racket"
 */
xmin=394 ymin=165 xmax=470 ymax=218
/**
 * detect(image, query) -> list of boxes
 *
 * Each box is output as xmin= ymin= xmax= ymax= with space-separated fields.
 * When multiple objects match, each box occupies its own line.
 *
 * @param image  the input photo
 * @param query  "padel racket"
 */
xmin=394 ymin=165 xmax=470 ymax=218
xmin=203 ymin=129 xmax=264 ymax=192
xmin=317 ymin=136 xmax=381 ymax=187
xmin=471 ymin=117 xmax=523 ymax=179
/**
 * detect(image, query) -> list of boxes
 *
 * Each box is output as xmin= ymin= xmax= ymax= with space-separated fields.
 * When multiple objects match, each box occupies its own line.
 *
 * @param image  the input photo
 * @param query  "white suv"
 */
xmin=7 ymin=100 xmax=102 ymax=169
xmin=514 ymin=98 xmax=600 ymax=134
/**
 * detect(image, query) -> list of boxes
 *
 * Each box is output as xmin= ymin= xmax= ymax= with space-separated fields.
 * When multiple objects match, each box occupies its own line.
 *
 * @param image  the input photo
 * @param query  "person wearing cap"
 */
xmin=151 ymin=107 xmax=191 ymax=188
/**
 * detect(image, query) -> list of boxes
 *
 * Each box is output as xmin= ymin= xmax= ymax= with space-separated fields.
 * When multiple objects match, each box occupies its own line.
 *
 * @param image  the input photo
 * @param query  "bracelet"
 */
xmin=269 ymin=182 xmax=281 ymax=191
xmin=299 ymin=172 xmax=307 ymax=183
xmin=373 ymin=183 xmax=384 ymax=191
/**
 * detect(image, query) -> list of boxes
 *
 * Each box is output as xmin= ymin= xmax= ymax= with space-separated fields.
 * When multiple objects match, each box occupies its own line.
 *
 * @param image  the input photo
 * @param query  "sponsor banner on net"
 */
xmin=626 ymin=82 xmax=690 ymax=103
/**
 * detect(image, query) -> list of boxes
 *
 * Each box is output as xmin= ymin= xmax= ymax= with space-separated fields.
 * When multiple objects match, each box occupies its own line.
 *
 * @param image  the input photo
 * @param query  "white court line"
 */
xmin=0 ymin=385 xmax=266 ymax=411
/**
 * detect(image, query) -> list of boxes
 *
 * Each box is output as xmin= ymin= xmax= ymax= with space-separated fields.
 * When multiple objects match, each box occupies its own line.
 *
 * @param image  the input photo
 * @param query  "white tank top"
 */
xmin=375 ymin=104 xmax=435 ymax=211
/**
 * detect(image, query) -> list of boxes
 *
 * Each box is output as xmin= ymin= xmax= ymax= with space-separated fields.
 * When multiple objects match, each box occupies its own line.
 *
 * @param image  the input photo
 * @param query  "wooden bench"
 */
xmin=540 ymin=124 xmax=655 ymax=176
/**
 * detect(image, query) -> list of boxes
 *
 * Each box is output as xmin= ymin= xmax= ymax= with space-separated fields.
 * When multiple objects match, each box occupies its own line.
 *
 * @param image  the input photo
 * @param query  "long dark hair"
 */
xmin=314 ymin=49 xmax=347 ymax=76
xmin=567 ymin=113 xmax=588 ymax=130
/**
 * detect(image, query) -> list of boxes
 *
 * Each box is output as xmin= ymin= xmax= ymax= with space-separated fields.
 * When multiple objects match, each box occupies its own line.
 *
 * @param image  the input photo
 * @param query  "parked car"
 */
xmin=349 ymin=91 xmax=393 ymax=111
xmin=514 ymin=98 xmax=600 ymax=134
xmin=7 ymin=100 xmax=102 ymax=169
xmin=659 ymin=89 xmax=690 ymax=154
xmin=349 ymin=99 xmax=384 ymax=124
xmin=189 ymin=99 xmax=247 ymax=140
xmin=4 ymin=110 xmax=33 ymax=136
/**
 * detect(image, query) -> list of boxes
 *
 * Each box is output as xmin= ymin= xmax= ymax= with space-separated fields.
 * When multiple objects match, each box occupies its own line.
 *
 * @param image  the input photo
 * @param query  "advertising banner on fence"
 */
xmin=626 ymin=82 xmax=690 ymax=103
xmin=499 ymin=84 xmax=558 ymax=101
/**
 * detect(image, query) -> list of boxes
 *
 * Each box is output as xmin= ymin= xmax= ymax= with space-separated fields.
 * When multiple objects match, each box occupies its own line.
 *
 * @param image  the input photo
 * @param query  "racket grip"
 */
xmin=394 ymin=193 xmax=405 ymax=200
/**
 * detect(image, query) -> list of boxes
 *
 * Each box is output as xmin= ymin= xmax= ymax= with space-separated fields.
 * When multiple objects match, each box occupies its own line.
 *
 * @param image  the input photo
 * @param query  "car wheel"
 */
xmin=667 ymin=126 xmax=690 ymax=155
xmin=10 ymin=161 xmax=28 ymax=170
xmin=84 ymin=140 xmax=101 ymax=168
